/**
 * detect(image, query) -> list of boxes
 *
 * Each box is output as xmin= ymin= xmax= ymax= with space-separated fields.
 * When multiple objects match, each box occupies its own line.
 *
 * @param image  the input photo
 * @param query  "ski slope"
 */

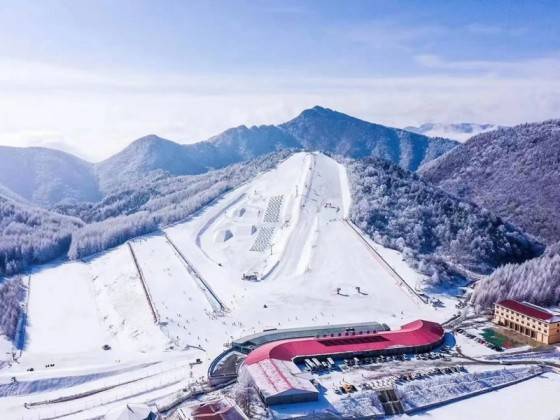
xmin=165 ymin=152 xmax=442 ymax=346
xmin=129 ymin=234 xmax=216 ymax=349
xmin=26 ymin=261 xmax=113 ymax=355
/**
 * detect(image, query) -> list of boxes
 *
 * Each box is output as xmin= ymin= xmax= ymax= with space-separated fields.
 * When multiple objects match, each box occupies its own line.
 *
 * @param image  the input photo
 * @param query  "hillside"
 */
xmin=281 ymin=106 xmax=458 ymax=171
xmin=95 ymin=135 xmax=208 ymax=193
xmin=348 ymin=157 xmax=543 ymax=283
xmin=0 ymin=194 xmax=84 ymax=276
xmin=421 ymin=120 xmax=560 ymax=244
xmin=472 ymin=242 xmax=560 ymax=309
xmin=0 ymin=146 xmax=102 ymax=206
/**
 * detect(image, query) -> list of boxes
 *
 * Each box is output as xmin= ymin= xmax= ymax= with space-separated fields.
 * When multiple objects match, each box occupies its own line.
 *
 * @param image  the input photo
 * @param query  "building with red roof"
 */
xmin=243 ymin=320 xmax=445 ymax=406
xmin=494 ymin=300 xmax=560 ymax=344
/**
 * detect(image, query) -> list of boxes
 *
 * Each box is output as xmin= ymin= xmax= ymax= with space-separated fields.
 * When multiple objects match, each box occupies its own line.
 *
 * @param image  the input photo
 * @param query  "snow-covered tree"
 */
xmin=0 ymin=276 xmax=25 ymax=340
xmin=347 ymin=157 xmax=542 ymax=284
xmin=472 ymin=242 xmax=560 ymax=309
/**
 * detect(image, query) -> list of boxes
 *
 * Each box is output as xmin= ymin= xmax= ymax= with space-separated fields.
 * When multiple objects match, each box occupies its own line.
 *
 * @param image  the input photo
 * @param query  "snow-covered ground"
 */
xmin=25 ymin=260 xmax=114 ymax=355
xmin=88 ymin=245 xmax=169 ymax=353
xmin=129 ymin=234 xmax=216 ymax=350
xmin=1 ymin=152 xmax=557 ymax=419
xmin=423 ymin=371 xmax=560 ymax=420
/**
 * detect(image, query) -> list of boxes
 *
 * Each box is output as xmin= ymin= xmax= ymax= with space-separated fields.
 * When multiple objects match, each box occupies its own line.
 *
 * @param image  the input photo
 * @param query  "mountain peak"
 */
xmin=130 ymin=134 xmax=171 ymax=146
xmin=298 ymin=105 xmax=339 ymax=118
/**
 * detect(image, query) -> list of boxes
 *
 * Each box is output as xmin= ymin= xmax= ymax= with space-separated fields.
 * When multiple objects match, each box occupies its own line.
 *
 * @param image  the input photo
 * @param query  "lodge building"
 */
xmin=493 ymin=299 xmax=560 ymax=345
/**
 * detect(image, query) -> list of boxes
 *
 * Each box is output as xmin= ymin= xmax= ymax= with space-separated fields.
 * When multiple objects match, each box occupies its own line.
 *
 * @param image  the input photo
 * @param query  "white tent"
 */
xmin=105 ymin=403 xmax=156 ymax=420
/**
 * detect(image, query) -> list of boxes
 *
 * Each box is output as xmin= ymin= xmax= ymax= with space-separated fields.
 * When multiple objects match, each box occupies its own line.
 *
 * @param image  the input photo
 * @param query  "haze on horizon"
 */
xmin=0 ymin=0 xmax=559 ymax=161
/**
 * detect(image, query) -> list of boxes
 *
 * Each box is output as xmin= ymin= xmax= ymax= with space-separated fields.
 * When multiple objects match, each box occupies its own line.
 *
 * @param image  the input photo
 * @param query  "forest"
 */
xmin=347 ymin=157 xmax=543 ymax=285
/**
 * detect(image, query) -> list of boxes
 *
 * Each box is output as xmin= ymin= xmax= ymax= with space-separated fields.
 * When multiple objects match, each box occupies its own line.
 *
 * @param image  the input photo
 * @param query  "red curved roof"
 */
xmin=245 ymin=320 xmax=444 ymax=365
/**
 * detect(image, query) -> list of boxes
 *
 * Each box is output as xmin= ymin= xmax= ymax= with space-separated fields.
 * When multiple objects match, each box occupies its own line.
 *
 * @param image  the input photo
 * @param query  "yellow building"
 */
xmin=494 ymin=300 xmax=560 ymax=345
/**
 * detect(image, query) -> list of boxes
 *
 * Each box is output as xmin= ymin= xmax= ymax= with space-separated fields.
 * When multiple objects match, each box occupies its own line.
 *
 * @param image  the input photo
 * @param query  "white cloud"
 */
xmin=0 ymin=58 xmax=559 ymax=161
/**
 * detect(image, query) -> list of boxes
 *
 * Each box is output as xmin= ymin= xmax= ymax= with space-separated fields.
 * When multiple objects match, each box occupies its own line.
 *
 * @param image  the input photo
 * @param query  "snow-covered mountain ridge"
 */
xmin=421 ymin=119 xmax=560 ymax=244
xmin=0 ymin=106 xmax=458 ymax=204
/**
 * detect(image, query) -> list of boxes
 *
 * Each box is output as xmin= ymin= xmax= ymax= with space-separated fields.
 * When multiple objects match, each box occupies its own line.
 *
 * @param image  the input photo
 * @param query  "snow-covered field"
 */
xmin=424 ymin=371 xmax=560 ymax=420
xmin=0 ymin=152 xmax=558 ymax=419
xmin=25 ymin=261 xmax=114 ymax=355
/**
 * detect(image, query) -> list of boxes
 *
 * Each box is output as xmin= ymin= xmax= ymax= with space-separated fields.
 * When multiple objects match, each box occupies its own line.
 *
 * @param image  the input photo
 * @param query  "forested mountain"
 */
xmin=281 ymin=106 xmax=458 ymax=171
xmin=96 ymin=127 xmax=299 ymax=192
xmin=0 ymin=195 xmax=84 ymax=276
xmin=0 ymin=146 xmax=102 ymax=206
xmin=348 ymin=157 xmax=543 ymax=284
xmin=0 ymin=106 xmax=457 ymax=201
xmin=95 ymin=135 xmax=208 ymax=193
xmin=421 ymin=120 xmax=560 ymax=244
xmin=405 ymin=122 xmax=502 ymax=142
xmin=472 ymin=242 xmax=560 ymax=309
xmin=203 ymin=124 xmax=300 ymax=167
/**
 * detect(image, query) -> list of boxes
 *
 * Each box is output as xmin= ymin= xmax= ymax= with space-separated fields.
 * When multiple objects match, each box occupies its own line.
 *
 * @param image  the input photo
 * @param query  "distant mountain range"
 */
xmin=0 ymin=106 xmax=458 ymax=205
xmin=421 ymin=120 xmax=560 ymax=244
xmin=0 ymin=146 xmax=102 ymax=206
xmin=405 ymin=122 xmax=503 ymax=142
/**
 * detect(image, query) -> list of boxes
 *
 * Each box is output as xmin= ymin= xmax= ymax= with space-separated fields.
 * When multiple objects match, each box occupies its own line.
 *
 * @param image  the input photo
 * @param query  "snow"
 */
xmin=129 ymin=234 xmax=215 ymax=349
xmin=397 ymin=366 xmax=545 ymax=411
xmin=421 ymin=372 xmax=560 ymax=420
xmin=0 ymin=335 xmax=11 ymax=362
xmin=88 ymin=245 xmax=168 ymax=352
xmin=26 ymin=261 xmax=112 ymax=355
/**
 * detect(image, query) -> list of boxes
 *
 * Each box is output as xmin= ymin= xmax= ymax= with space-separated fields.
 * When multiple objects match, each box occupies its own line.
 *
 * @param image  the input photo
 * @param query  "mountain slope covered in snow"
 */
xmin=0 ymin=194 xmax=84 ymax=276
xmin=281 ymin=106 xmax=458 ymax=171
xmin=0 ymin=146 xmax=102 ymax=206
xmin=421 ymin=120 xmax=560 ymax=244
xmin=472 ymin=241 xmax=560 ymax=308
xmin=95 ymin=128 xmax=299 ymax=192
xmin=348 ymin=157 xmax=543 ymax=283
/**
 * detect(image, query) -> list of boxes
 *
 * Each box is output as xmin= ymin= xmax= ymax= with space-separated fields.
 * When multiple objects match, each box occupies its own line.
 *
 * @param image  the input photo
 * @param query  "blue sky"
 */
xmin=0 ymin=0 xmax=559 ymax=160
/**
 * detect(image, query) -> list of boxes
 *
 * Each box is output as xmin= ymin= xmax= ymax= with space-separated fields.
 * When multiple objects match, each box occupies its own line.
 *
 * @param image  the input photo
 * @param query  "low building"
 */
xmin=494 ymin=300 xmax=560 ymax=344
xmin=243 ymin=319 xmax=445 ymax=406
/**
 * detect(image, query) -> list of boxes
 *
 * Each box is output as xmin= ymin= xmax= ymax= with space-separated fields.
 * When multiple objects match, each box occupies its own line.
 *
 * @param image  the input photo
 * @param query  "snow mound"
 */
xmin=215 ymin=229 xmax=234 ymax=243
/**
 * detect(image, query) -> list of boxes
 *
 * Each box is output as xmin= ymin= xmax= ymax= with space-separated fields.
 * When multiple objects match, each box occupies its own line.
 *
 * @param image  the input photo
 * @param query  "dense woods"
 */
xmin=348 ymin=157 xmax=543 ymax=284
xmin=472 ymin=242 xmax=560 ymax=309
xmin=421 ymin=120 xmax=560 ymax=244
xmin=0 ymin=276 xmax=25 ymax=341
xmin=0 ymin=197 xmax=83 ymax=276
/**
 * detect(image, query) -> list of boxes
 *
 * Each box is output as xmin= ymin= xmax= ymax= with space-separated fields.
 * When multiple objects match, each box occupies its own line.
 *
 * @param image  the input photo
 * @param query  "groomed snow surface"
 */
xmin=1 ymin=152 xmax=559 ymax=419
